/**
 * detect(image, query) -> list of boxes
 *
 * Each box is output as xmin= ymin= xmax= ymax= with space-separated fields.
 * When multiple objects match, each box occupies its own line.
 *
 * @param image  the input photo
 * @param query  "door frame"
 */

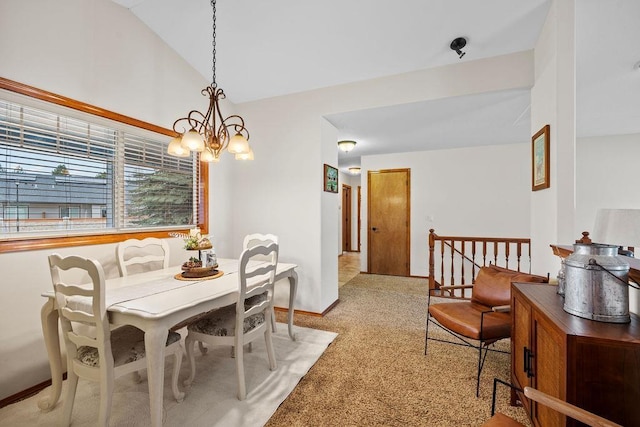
xmin=342 ymin=184 xmax=352 ymax=252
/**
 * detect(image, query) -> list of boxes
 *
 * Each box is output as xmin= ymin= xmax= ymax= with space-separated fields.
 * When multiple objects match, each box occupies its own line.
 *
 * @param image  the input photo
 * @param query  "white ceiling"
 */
xmin=112 ymin=0 xmax=640 ymax=169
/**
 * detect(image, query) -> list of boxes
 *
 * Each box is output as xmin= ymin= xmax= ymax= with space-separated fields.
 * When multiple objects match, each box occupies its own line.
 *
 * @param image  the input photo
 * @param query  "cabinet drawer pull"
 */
xmin=523 ymin=347 xmax=535 ymax=378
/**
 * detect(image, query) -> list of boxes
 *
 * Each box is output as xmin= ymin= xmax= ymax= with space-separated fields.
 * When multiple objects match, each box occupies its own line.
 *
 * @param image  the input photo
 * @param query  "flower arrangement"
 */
xmin=169 ymin=227 xmax=212 ymax=250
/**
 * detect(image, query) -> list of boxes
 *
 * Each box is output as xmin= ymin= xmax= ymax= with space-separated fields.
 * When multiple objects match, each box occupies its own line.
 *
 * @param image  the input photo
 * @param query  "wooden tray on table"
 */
xmin=175 ymin=265 xmax=222 ymax=281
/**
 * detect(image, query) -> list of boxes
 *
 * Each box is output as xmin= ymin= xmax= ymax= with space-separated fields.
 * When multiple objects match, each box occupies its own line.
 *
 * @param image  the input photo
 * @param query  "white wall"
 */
xmin=529 ymin=0 xmax=576 ymax=278
xmin=575 ymin=133 xmax=640 ymax=232
xmin=360 ymin=143 xmax=532 ymax=276
xmin=576 ymin=133 xmax=640 ymax=313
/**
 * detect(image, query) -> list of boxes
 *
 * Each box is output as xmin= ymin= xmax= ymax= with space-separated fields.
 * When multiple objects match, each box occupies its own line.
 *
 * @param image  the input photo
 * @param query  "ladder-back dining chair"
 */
xmin=184 ymin=242 xmax=279 ymax=400
xmin=116 ymin=237 xmax=170 ymax=277
xmin=48 ymin=253 xmax=184 ymax=426
xmin=243 ymin=233 xmax=279 ymax=331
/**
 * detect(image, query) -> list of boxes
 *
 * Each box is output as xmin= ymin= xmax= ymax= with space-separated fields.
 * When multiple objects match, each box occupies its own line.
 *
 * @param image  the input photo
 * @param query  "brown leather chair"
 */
xmin=424 ymin=264 xmax=548 ymax=396
xmin=484 ymin=378 xmax=622 ymax=427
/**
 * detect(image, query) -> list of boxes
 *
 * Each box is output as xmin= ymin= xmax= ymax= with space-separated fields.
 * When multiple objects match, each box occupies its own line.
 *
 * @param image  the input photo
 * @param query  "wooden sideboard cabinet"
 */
xmin=511 ymin=282 xmax=640 ymax=427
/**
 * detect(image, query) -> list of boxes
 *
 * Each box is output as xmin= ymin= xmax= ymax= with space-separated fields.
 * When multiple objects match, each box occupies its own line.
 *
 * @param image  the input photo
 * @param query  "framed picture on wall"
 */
xmin=324 ymin=164 xmax=338 ymax=193
xmin=531 ymin=124 xmax=550 ymax=191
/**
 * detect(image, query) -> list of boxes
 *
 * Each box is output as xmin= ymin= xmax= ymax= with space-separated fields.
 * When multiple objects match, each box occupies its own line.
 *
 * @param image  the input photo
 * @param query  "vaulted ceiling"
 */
xmin=112 ymin=0 xmax=640 ymax=168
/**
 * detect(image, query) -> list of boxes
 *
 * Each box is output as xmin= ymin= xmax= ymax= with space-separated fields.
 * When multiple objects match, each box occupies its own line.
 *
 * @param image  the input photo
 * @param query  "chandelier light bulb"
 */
xmin=181 ymin=129 xmax=205 ymax=152
xmin=228 ymin=132 xmax=250 ymax=154
xmin=167 ymin=135 xmax=190 ymax=157
xmin=200 ymin=148 xmax=216 ymax=162
xmin=235 ymin=148 xmax=254 ymax=161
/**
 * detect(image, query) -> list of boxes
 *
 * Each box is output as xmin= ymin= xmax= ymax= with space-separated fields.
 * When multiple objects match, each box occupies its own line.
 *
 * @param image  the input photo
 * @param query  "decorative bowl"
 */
xmin=181 ymin=266 xmax=217 ymax=278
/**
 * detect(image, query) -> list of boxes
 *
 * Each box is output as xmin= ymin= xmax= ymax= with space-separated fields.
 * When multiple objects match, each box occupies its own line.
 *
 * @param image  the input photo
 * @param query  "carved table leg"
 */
xmin=287 ymin=270 xmax=298 ymax=341
xmin=145 ymin=326 xmax=169 ymax=427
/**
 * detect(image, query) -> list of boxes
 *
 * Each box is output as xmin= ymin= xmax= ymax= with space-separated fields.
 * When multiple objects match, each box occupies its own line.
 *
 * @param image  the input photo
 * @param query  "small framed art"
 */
xmin=323 ymin=163 xmax=338 ymax=193
xmin=531 ymin=124 xmax=550 ymax=191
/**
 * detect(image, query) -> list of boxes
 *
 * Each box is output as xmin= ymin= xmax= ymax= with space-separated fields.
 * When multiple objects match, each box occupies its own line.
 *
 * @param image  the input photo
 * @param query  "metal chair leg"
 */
xmin=424 ymin=316 xmax=431 ymax=355
xmin=476 ymin=343 xmax=490 ymax=397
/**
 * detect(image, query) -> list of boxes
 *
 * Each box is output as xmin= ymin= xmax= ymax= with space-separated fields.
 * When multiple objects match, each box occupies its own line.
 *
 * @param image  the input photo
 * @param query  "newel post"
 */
xmin=428 ymin=229 xmax=436 ymax=293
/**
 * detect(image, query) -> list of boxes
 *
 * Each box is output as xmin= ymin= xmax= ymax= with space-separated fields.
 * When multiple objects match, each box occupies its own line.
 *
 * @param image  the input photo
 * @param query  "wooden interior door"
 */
xmin=367 ymin=169 xmax=410 ymax=275
xmin=342 ymin=184 xmax=352 ymax=252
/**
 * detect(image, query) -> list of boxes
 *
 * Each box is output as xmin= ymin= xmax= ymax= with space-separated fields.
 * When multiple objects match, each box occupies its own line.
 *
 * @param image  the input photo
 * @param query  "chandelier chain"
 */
xmin=211 ymin=0 xmax=217 ymax=87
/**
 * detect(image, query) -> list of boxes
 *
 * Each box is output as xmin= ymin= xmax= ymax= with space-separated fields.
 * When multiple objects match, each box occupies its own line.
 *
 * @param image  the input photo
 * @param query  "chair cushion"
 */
xmin=77 ymin=325 xmax=181 ymax=368
xmin=472 ymin=265 xmax=548 ymax=307
xmin=188 ymin=292 xmax=268 ymax=337
xmin=428 ymin=301 xmax=511 ymax=341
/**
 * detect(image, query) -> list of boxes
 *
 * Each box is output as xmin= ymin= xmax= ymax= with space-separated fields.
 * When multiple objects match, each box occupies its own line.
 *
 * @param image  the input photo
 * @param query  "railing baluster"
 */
xmin=505 ymin=242 xmax=510 ymax=269
xmin=427 ymin=229 xmax=533 ymax=300
xmin=428 ymin=229 xmax=435 ymax=293
xmin=460 ymin=240 xmax=466 ymax=285
xmin=440 ymin=240 xmax=446 ymax=292
xmin=450 ymin=239 xmax=455 ymax=287
xmin=471 ymin=241 xmax=477 ymax=284
xmin=482 ymin=241 xmax=487 ymax=267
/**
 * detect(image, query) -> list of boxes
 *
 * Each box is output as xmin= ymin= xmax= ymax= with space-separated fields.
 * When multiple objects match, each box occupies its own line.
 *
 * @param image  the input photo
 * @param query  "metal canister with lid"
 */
xmin=563 ymin=243 xmax=630 ymax=323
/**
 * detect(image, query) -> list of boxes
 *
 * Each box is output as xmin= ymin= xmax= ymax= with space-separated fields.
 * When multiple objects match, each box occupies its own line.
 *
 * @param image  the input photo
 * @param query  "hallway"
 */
xmin=338 ymin=252 xmax=360 ymax=287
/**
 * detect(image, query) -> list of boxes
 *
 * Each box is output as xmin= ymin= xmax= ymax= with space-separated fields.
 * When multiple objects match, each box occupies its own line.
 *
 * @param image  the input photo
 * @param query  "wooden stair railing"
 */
xmin=428 ymin=229 xmax=532 ymax=299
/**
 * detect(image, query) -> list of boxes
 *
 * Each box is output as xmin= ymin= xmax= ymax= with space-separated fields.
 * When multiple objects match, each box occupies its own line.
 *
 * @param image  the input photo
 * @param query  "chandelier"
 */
xmin=167 ymin=0 xmax=252 ymax=162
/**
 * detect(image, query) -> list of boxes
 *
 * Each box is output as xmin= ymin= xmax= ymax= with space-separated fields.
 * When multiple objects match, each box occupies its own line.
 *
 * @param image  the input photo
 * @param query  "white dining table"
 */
xmin=38 ymin=257 xmax=298 ymax=427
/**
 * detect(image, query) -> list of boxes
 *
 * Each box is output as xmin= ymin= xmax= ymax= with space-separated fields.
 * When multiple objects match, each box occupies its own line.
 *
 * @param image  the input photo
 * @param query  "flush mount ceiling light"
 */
xmin=167 ymin=0 xmax=252 ymax=162
xmin=450 ymin=37 xmax=467 ymax=59
xmin=338 ymin=140 xmax=357 ymax=152
xmin=348 ymin=167 xmax=361 ymax=175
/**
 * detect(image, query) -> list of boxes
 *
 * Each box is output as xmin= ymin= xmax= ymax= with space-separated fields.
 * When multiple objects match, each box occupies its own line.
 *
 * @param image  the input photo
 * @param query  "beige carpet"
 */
xmin=0 ymin=324 xmax=336 ymax=427
xmin=268 ymin=274 xmax=531 ymax=427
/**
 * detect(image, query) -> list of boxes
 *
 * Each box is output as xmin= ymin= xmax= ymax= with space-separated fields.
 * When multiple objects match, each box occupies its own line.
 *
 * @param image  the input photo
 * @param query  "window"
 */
xmin=0 ymin=77 xmax=207 ymax=252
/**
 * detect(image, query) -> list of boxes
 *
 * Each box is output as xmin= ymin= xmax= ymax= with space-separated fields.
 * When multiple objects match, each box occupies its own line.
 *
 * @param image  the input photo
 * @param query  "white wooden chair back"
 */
xmin=242 ymin=233 xmax=278 ymax=261
xmin=237 ymin=242 xmax=279 ymax=326
xmin=48 ymin=254 xmax=114 ymax=380
xmin=116 ymin=237 xmax=169 ymax=277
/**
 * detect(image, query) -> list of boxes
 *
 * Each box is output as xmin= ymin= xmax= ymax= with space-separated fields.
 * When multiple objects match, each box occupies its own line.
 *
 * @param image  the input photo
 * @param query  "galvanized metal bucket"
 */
xmin=563 ymin=243 xmax=630 ymax=323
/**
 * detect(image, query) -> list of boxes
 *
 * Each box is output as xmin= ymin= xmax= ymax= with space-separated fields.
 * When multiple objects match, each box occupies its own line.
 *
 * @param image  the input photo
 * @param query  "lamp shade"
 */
xmin=228 ymin=132 xmax=250 ymax=154
xmin=348 ymin=167 xmax=361 ymax=175
xmin=592 ymin=209 xmax=640 ymax=248
xmin=167 ymin=135 xmax=190 ymax=157
xmin=338 ymin=140 xmax=357 ymax=152
xmin=181 ymin=129 xmax=205 ymax=152
xmin=200 ymin=148 xmax=216 ymax=162
xmin=235 ymin=148 xmax=254 ymax=160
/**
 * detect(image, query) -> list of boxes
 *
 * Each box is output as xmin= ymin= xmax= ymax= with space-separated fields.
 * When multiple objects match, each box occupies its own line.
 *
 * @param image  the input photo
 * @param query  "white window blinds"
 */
xmin=0 ymin=98 xmax=197 ymax=237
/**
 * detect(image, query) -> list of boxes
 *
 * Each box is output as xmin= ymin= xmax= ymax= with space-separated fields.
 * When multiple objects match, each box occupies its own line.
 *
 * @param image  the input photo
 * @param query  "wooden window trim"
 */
xmin=0 ymin=76 xmax=208 ymax=253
